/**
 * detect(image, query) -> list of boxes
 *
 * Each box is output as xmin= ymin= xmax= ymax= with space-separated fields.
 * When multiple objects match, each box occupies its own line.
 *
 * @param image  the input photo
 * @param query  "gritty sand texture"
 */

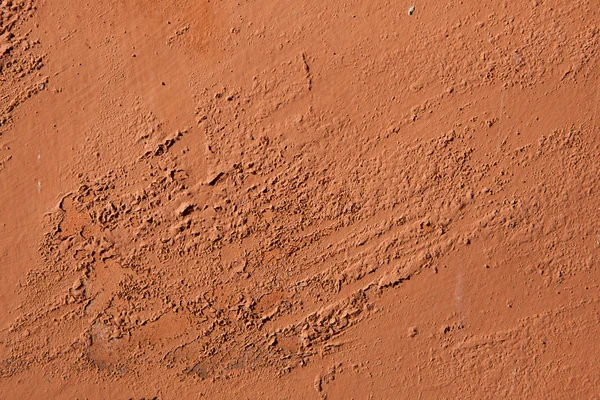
xmin=1 ymin=0 xmax=599 ymax=398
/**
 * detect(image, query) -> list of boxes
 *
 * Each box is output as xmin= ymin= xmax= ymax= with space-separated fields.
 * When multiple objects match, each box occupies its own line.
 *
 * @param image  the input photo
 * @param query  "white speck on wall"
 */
xmin=37 ymin=151 xmax=41 ymax=161
xmin=37 ymin=181 xmax=41 ymax=193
